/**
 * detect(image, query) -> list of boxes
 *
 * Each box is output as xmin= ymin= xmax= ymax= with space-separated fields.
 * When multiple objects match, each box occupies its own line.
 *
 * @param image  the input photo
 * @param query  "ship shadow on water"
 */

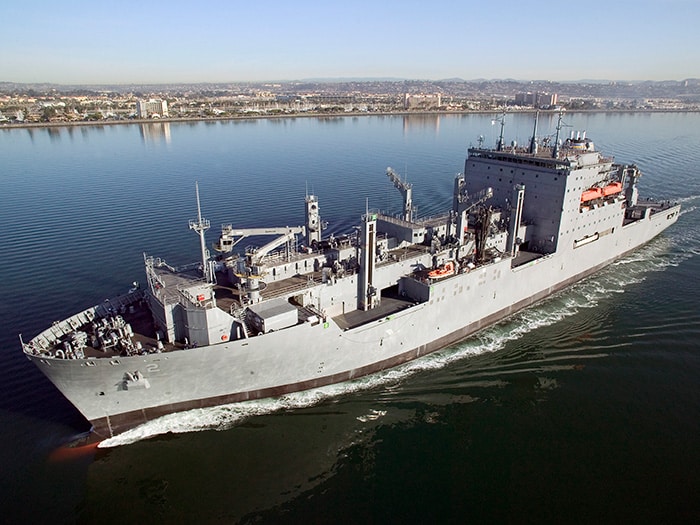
xmin=79 ymin=402 xmax=399 ymax=523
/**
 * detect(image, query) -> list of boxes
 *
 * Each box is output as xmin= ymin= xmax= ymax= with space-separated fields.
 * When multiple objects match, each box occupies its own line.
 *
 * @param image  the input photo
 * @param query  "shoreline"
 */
xmin=2 ymin=107 xmax=698 ymax=131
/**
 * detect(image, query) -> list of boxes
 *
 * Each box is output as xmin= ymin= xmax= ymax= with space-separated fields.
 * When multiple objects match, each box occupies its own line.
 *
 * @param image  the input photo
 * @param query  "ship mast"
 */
xmin=529 ymin=110 xmax=539 ymax=154
xmin=189 ymin=181 xmax=212 ymax=283
xmin=495 ymin=108 xmax=506 ymax=151
xmin=552 ymin=109 xmax=564 ymax=159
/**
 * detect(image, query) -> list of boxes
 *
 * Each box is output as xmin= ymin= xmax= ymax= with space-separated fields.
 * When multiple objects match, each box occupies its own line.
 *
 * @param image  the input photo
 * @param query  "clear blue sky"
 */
xmin=3 ymin=0 xmax=698 ymax=84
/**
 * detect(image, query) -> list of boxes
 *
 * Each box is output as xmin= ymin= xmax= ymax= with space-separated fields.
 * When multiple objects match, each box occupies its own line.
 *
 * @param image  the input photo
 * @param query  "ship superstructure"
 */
xmin=22 ymin=113 xmax=680 ymax=441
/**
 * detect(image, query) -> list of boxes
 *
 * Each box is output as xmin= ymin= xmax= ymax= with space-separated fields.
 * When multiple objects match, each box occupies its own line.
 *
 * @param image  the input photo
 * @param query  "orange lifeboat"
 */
xmin=580 ymin=187 xmax=603 ymax=203
xmin=602 ymin=181 xmax=622 ymax=196
xmin=580 ymin=182 xmax=623 ymax=203
xmin=428 ymin=261 xmax=455 ymax=279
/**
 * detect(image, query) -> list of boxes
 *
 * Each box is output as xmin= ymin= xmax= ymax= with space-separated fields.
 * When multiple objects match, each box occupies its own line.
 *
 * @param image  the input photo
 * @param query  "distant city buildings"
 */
xmin=515 ymin=92 xmax=558 ymax=108
xmin=404 ymin=93 xmax=441 ymax=109
xmin=1 ymin=80 xmax=698 ymax=126
xmin=136 ymin=99 xmax=169 ymax=118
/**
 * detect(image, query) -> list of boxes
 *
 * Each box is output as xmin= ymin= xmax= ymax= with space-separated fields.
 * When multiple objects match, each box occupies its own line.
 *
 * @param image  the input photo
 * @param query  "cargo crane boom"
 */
xmin=386 ymin=167 xmax=413 ymax=222
xmin=214 ymin=225 xmax=306 ymax=264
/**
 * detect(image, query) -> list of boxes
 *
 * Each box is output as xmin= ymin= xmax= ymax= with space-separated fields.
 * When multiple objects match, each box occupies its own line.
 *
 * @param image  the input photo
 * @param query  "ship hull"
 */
xmin=26 ymin=204 xmax=680 ymax=441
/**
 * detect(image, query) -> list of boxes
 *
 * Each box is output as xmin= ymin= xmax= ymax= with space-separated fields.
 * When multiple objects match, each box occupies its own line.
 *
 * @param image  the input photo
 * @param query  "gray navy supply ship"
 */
xmin=22 ymin=112 xmax=680 ymax=442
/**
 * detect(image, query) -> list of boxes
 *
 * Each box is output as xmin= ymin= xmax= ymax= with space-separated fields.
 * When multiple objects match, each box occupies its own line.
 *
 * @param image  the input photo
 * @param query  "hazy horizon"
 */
xmin=3 ymin=0 xmax=699 ymax=85
xmin=2 ymin=77 xmax=698 ymax=89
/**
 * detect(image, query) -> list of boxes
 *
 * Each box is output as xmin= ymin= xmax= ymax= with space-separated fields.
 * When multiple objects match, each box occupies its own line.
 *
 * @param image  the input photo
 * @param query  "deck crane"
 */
xmin=213 ymin=225 xmax=306 ymax=304
xmin=452 ymin=176 xmax=493 ymax=246
xmin=386 ymin=167 xmax=413 ymax=222
xmin=213 ymin=225 xmax=306 ymax=266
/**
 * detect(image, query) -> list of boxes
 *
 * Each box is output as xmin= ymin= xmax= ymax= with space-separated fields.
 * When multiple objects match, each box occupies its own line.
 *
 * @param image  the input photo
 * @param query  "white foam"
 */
xmin=356 ymin=409 xmax=387 ymax=423
xmin=675 ymin=194 xmax=700 ymax=204
xmin=100 ymin=370 xmax=410 ymax=447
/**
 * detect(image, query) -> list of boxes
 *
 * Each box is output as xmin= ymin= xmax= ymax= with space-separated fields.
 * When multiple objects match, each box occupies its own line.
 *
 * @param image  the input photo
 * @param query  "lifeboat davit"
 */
xmin=428 ymin=261 xmax=455 ymax=279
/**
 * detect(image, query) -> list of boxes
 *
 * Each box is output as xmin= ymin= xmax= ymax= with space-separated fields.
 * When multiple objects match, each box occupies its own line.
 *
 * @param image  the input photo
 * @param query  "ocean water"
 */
xmin=0 ymin=112 xmax=699 ymax=523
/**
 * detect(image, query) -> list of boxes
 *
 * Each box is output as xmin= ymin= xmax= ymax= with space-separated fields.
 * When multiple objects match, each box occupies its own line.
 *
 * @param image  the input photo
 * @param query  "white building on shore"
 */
xmin=136 ymin=99 xmax=169 ymax=118
xmin=404 ymin=93 xmax=441 ymax=110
